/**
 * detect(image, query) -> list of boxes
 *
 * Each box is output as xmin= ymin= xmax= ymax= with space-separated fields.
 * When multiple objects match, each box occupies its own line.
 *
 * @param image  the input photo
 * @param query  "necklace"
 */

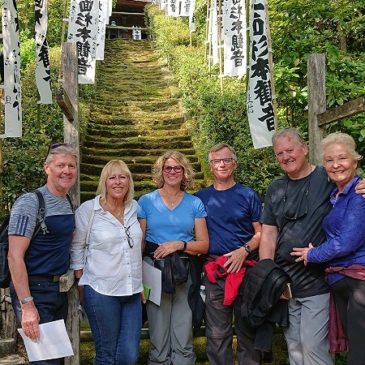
xmin=102 ymin=200 xmax=124 ymax=222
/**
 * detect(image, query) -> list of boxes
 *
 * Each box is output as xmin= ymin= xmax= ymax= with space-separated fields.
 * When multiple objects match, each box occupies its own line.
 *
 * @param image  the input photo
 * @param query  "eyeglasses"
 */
xmin=163 ymin=165 xmax=183 ymax=173
xmin=209 ymin=158 xmax=236 ymax=166
xmin=124 ymin=225 xmax=134 ymax=248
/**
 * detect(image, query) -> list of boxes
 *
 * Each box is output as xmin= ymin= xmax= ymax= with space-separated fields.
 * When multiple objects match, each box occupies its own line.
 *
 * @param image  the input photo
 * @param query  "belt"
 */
xmin=28 ymin=275 xmax=61 ymax=282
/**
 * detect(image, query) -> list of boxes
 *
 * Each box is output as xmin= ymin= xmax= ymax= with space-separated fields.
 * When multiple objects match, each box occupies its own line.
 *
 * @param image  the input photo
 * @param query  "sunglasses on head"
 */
xmin=47 ymin=143 xmax=74 ymax=155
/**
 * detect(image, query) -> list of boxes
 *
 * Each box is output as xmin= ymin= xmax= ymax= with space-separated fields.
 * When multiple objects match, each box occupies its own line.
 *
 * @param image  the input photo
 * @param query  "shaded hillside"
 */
xmin=80 ymin=39 xmax=206 ymax=202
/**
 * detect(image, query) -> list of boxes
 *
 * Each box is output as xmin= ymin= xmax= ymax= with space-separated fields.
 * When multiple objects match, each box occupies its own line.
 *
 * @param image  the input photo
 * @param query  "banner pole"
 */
xmin=265 ymin=0 xmax=278 ymax=130
xmin=217 ymin=0 xmax=224 ymax=95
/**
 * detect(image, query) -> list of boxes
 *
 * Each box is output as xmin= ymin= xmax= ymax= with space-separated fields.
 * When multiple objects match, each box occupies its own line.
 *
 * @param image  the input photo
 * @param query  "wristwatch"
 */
xmin=20 ymin=296 xmax=34 ymax=305
xmin=243 ymin=244 xmax=252 ymax=254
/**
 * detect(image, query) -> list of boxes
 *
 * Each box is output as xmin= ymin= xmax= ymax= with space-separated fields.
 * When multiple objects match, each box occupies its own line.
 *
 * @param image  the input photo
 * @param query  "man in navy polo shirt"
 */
xmin=8 ymin=144 xmax=77 ymax=365
xmin=196 ymin=143 xmax=262 ymax=365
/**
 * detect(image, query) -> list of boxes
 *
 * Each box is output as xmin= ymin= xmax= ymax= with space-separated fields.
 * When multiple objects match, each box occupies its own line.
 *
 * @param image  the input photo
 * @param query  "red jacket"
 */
xmin=204 ymin=255 xmax=256 ymax=305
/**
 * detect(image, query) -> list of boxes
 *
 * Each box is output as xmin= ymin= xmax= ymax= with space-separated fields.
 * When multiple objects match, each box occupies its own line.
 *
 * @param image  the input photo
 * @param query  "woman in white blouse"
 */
xmin=71 ymin=160 xmax=143 ymax=365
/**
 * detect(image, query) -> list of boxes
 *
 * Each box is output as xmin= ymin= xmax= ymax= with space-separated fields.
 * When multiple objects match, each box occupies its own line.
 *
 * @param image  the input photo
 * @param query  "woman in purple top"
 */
xmin=291 ymin=132 xmax=365 ymax=365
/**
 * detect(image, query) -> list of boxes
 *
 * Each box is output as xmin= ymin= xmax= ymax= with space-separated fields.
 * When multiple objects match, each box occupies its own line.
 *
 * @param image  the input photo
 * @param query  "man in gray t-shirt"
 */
xmin=260 ymin=128 xmax=365 ymax=365
xmin=7 ymin=144 xmax=77 ymax=364
xmin=260 ymin=128 xmax=333 ymax=365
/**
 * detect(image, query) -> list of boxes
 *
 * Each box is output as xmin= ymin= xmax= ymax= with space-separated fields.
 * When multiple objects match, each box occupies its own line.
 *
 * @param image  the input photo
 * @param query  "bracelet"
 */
xmin=181 ymin=241 xmax=187 ymax=252
xmin=20 ymin=296 xmax=34 ymax=305
xmin=243 ymin=244 xmax=252 ymax=254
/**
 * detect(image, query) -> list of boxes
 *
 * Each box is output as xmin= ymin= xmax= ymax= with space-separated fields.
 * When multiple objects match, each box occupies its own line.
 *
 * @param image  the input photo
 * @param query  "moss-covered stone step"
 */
xmin=80 ymin=39 xmax=206 ymax=197
xmin=91 ymin=99 xmax=179 ymax=111
xmin=82 ymin=139 xmax=192 ymax=151
xmin=89 ymin=109 xmax=183 ymax=122
xmin=83 ymin=134 xmax=191 ymax=144
xmin=86 ymin=120 xmax=185 ymax=132
xmin=83 ymin=128 xmax=188 ymax=139
xmin=81 ymin=149 xmax=199 ymax=162
xmin=91 ymin=99 xmax=180 ymax=112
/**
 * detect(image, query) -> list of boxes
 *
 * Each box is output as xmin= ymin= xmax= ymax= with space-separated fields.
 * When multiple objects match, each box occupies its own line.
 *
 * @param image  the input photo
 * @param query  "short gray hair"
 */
xmin=272 ymin=128 xmax=306 ymax=147
xmin=321 ymin=132 xmax=362 ymax=162
xmin=208 ymin=143 xmax=237 ymax=161
xmin=45 ymin=144 xmax=78 ymax=164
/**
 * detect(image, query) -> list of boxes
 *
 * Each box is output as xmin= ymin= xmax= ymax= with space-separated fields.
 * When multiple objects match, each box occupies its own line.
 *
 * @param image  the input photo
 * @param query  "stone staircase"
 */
xmin=80 ymin=39 xmax=206 ymax=202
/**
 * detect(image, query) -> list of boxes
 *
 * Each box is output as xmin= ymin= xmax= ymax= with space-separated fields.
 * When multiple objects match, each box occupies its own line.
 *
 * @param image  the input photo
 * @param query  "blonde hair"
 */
xmin=152 ymin=151 xmax=194 ymax=191
xmin=96 ymin=160 xmax=134 ymax=204
xmin=321 ymin=132 xmax=362 ymax=162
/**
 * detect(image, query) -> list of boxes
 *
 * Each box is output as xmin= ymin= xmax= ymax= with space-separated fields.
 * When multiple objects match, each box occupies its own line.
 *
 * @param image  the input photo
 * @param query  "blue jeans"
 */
xmin=10 ymin=281 xmax=68 ymax=365
xmin=83 ymin=285 xmax=142 ymax=365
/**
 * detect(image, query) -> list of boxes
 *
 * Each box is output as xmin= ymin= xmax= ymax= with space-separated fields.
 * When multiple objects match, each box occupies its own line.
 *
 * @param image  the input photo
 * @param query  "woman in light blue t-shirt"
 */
xmin=138 ymin=150 xmax=209 ymax=365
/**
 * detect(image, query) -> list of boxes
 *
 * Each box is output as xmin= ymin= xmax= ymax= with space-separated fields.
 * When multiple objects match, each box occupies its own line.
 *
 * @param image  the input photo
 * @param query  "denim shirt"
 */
xmin=307 ymin=176 xmax=365 ymax=284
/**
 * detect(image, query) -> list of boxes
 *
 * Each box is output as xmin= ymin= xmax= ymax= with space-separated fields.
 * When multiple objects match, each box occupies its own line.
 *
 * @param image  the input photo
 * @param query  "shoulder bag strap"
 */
xmin=33 ymin=190 xmax=47 ymax=237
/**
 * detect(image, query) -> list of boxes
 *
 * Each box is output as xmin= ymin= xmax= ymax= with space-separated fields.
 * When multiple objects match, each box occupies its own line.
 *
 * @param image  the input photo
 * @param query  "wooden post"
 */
xmin=58 ymin=42 xmax=80 ymax=365
xmin=59 ymin=42 xmax=80 ymax=208
xmin=307 ymin=54 xmax=326 ymax=165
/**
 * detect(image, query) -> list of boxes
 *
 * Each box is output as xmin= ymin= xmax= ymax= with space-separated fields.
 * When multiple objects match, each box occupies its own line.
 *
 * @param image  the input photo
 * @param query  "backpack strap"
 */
xmin=33 ymin=189 xmax=47 ymax=237
xmin=65 ymin=194 xmax=74 ymax=212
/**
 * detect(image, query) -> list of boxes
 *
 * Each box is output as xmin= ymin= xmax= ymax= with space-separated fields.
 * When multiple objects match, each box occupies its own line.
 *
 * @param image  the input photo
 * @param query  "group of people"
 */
xmin=6 ymin=127 xmax=365 ymax=365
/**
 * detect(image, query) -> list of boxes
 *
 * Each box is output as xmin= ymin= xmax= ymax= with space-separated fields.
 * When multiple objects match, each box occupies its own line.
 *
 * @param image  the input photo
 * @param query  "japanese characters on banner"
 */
xmin=67 ymin=0 xmax=100 ymax=84
xmin=247 ymin=0 xmax=275 ymax=148
xmin=167 ymin=0 xmax=179 ymax=17
xmin=209 ymin=0 xmax=219 ymax=65
xmin=95 ymin=0 xmax=107 ymax=60
xmin=178 ymin=0 xmax=191 ymax=17
xmin=160 ymin=0 xmax=168 ymax=12
xmin=35 ymin=0 xmax=52 ymax=104
xmin=223 ymin=0 xmax=246 ymax=77
xmin=1 ymin=0 xmax=22 ymax=138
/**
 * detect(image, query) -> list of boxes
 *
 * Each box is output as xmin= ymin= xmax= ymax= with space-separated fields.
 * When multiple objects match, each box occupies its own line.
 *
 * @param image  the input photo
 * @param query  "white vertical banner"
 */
xmin=160 ymin=0 xmax=168 ymax=11
xmin=95 ymin=0 xmax=106 ymax=60
xmin=1 ymin=0 xmax=22 ymax=138
xmin=189 ymin=0 xmax=196 ymax=32
xmin=108 ymin=0 xmax=112 ymax=17
xmin=247 ymin=0 xmax=275 ymax=148
xmin=179 ymin=0 xmax=191 ymax=17
xmin=35 ymin=0 xmax=52 ymax=104
xmin=210 ymin=0 xmax=219 ymax=65
xmin=167 ymin=0 xmax=179 ymax=17
xmin=67 ymin=0 xmax=99 ymax=84
xmin=223 ymin=0 xmax=247 ymax=77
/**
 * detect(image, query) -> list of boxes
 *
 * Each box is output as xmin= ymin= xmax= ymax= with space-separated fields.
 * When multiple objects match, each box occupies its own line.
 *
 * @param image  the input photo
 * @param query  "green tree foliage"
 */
xmin=1 ymin=0 xmax=95 ymax=216
xmin=270 ymin=0 xmax=365 ymax=149
xmin=146 ymin=0 xmax=365 ymax=198
xmin=147 ymin=4 xmax=282 ymax=197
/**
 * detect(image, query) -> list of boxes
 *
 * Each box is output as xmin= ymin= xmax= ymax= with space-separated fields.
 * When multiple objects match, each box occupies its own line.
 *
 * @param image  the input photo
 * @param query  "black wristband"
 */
xmin=181 ymin=241 xmax=187 ymax=252
xmin=243 ymin=244 xmax=252 ymax=254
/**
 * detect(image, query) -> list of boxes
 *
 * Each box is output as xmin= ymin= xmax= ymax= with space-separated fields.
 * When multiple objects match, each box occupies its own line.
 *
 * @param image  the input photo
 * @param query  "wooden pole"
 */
xmin=307 ymin=54 xmax=326 ymax=165
xmin=59 ymin=41 xmax=80 ymax=365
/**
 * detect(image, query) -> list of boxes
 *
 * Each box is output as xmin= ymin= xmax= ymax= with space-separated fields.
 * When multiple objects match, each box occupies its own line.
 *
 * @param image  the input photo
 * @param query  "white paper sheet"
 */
xmin=142 ymin=261 xmax=162 ymax=306
xmin=18 ymin=319 xmax=74 ymax=362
